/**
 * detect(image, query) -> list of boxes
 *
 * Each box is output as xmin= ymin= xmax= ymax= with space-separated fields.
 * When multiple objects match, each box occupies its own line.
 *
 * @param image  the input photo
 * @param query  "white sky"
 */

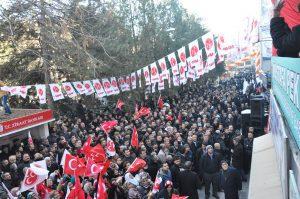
xmin=180 ymin=0 xmax=261 ymax=35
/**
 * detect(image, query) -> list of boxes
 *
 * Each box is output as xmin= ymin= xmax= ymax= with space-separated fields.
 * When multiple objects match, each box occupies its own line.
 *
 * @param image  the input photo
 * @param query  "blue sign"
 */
xmin=271 ymin=57 xmax=300 ymax=149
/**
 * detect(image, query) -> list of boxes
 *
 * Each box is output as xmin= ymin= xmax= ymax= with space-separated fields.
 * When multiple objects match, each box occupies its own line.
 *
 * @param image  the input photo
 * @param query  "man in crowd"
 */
xmin=220 ymin=160 xmax=242 ymax=199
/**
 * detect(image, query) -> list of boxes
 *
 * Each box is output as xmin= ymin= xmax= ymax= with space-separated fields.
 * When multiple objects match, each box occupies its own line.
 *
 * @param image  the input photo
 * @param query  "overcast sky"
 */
xmin=180 ymin=0 xmax=261 ymax=35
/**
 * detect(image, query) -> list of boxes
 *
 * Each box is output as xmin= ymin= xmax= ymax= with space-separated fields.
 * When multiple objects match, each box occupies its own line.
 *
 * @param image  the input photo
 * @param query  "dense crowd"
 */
xmin=0 ymin=72 xmax=265 ymax=199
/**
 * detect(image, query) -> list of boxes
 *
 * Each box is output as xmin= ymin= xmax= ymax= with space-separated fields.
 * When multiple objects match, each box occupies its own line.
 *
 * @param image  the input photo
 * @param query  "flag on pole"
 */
xmin=28 ymin=131 xmax=33 ymax=145
xmin=131 ymin=126 xmax=139 ymax=149
xmin=106 ymin=136 xmax=116 ymax=157
xmin=158 ymin=95 xmax=164 ymax=109
xmin=116 ymin=99 xmax=124 ymax=110
xmin=95 ymin=174 xmax=107 ymax=199
xmin=127 ymin=158 xmax=146 ymax=173
xmin=20 ymin=167 xmax=49 ymax=192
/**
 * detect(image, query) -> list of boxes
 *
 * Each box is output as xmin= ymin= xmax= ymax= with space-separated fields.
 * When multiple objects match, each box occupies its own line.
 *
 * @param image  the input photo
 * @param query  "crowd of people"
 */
xmin=0 ymin=72 xmax=264 ymax=199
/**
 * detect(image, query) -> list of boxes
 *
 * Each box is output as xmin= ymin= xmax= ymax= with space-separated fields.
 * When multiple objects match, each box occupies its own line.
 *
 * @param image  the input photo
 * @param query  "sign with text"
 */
xmin=271 ymin=57 xmax=300 ymax=149
xmin=0 ymin=110 xmax=53 ymax=136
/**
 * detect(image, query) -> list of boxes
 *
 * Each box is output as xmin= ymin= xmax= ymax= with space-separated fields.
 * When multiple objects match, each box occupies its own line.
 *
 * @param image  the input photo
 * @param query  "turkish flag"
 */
xmin=85 ymin=158 xmax=111 ymax=177
xmin=116 ymin=99 xmax=124 ymax=110
xmin=67 ymin=176 xmax=85 ymax=199
xmin=28 ymin=131 xmax=33 ymax=146
xmin=127 ymin=158 xmax=146 ymax=173
xmin=178 ymin=113 xmax=182 ymax=124
xmin=106 ymin=136 xmax=116 ymax=157
xmin=101 ymin=120 xmax=118 ymax=134
xmin=134 ymin=107 xmax=150 ymax=120
xmin=131 ymin=126 xmax=139 ymax=149
xmin=86 ymin=144 xmax=106 ymax=163
xmin=20 ymin=166 xmax=49 ymax=192
xmin=81 ymin=136 xmax=92 ymax=154
xmin=171 ymin=194 xmax=189 ymax=199
xmin=158 ymin=95 xmax=164 ymax=109
xmin=96 ymin=174 xmax=108 ymax=199
xmin=64 ymin=154 xmax=86 ymax=176
xmin=152 ymin=171 xmax=162 ymax=194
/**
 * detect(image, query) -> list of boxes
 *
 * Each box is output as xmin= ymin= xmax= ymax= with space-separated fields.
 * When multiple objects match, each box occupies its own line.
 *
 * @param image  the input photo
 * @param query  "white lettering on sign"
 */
xmin=4 ymin=116 xmax=44 ymax=130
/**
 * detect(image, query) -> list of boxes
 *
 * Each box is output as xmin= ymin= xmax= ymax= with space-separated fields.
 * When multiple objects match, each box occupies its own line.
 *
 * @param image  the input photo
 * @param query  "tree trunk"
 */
xmin=39 ymin=0 xmax=53 ymax=109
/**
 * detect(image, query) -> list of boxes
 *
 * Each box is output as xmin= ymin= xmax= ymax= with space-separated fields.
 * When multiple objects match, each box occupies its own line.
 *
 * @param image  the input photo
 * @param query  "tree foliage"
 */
xmin=0 ymin=0 xmax=206 ymax=85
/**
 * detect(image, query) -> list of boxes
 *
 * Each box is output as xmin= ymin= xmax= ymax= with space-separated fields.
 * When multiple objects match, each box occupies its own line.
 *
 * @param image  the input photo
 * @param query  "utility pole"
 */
xmin=39 ymin=0 xmax=53 ymax=109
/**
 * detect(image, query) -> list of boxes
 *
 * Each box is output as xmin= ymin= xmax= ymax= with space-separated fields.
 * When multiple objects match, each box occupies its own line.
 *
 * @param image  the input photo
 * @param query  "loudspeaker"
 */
xmin=250 ymin=94 xmax=264 ymax=119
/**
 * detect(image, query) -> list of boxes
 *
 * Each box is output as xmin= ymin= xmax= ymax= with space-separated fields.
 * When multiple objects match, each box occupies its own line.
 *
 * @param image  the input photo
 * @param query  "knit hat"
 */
xmin=165 ymin=180 xmax=173 ymax=187
xmin=206 ymin=145 xmax=213 ymax=151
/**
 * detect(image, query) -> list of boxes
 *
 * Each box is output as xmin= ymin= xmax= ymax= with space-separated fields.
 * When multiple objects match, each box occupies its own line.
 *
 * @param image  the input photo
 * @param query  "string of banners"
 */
xmin=0 ymin=32 xmax=235 ymax=104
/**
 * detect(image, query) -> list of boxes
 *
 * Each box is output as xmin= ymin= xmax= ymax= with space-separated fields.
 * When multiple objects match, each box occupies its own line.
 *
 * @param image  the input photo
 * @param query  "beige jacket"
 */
xmin=0 ymin=81 xmax=8 ymax=98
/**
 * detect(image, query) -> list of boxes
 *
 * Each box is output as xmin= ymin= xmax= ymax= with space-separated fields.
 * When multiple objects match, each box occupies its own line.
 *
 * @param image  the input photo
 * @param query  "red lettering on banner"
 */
xmin=0 ymin=110 xmax=53 ymax=135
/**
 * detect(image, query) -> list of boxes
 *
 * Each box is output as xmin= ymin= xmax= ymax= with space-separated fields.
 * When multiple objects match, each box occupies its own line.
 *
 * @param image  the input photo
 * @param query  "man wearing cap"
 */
xmin=220 ymin=160 xmax=242 ymax=199
xmin=200 ymin=145 xmax=221 ymax=199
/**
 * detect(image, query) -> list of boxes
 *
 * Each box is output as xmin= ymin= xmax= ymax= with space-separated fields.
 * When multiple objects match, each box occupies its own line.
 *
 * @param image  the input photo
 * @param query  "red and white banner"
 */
xmin=167 ymin=52 xmax=179 ymax=75
xmin=49 ymin=84 xmax=64 ymax=101
xmin=171 ymin=194 xmax=189 ymax=199
xmin=151 ymin=83 xmax=156 ymax=93
xmin=167 ymin=70 xmax=171 ymax=88
xmin=106 ymin=136 xmax=116 ymax=157
xmin=158 ymin=58 xmax=168 ymax=79
xmin=216 ymin=35 xmax=225 ymax=62
xmin=102 ymin=78 xmax=113 ymax=96
xmin=177 ymin=46 xmax=187 ymax=71
xmin=124 ymin=76 xmax=131 ymax=91
xmin=118 ymin=77 xmax=127 ymax=92
xmin=72 ymin=81 xmax=87 ymax=95
xmin=195 ymin=50 xmax=204 ymax=76
xmin=35 ymin=84 xmax=46 ymax=104
xmin=202 ymin=32 xmax=216 ymax=70
xmin=62 ymin=82 xmax=77 ymax=98
xmin=137 ymin=69 xmax=142 ymax=87
xmin=83 ymin=80 xmax=95 ymax=95
xmin=131 ymin=72 xmax=137 ymax=89
xmin=92 ymin=79 xmax=106 ymax=98
xmin=173 ymin=75 xmax=180 ymax=87
xmin=143 ymin=66 xmax=151 ymax=85
xmin=186 ymin=57 xmax=195 ymax=79
xmin=158 ymin=74 xmax=165 ymax=91
xmin=150 ymin=63 xmax=159 ymax=83
xmin=110 ymin=77 xmax=120 ymax=95
xmin=20 ymin=166 xmax=49 ymax=192
xmin=188 ymin=40 xmax=204 ymax=76
xmin=179 ymin=62 xmax=187 ymax=84
xmin=20 ymin=86 xmax=30 ymax=98
xmin=8 ymin=86 xmax=20 ymax=96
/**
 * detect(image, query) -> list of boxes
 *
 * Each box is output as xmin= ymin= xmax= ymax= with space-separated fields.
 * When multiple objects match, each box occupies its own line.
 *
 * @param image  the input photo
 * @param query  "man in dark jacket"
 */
xmin=177 ymin=161 xmax=201 ymax=199
xmin=170 ymin=156 xmax=181 ymax=189
xmin=220 ymin=160 xmax=242 ymax=199
xmin=232 ymin=138 xmax=246 ymax=181
xmin=200 ymin=145 xmax=221 ymax=199
xmin=270 ymin=1 xmax=300 ymax=58
xmin=243 ymin=132 xmax=253 ymax=174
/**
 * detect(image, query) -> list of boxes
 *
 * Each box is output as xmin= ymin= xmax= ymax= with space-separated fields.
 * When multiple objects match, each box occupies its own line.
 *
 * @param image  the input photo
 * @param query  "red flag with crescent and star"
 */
xmin=63 ymin=154 xmax=86 ymax=176
xmin=101 ymin=120 xmax=118 ymax=134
